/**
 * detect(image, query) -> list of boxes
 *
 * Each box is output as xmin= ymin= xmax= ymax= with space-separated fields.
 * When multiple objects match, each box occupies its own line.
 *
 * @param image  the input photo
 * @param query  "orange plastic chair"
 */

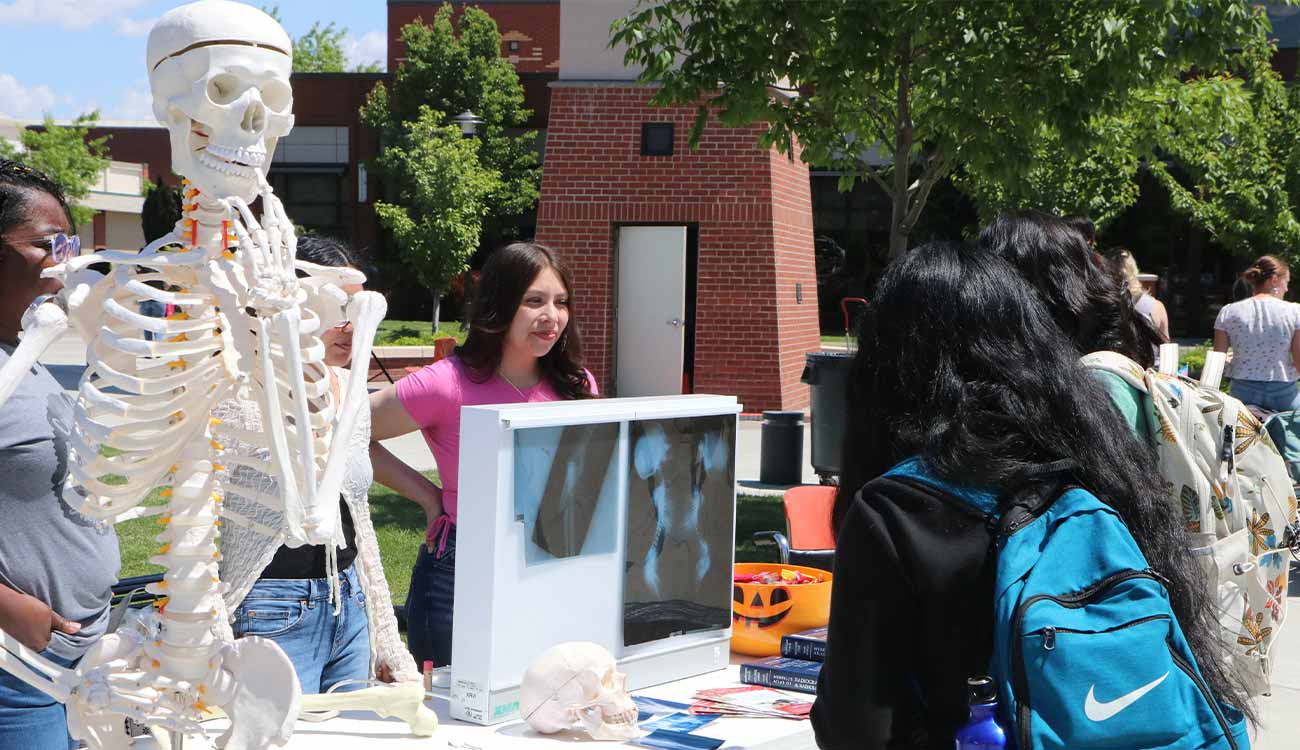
xmin=751 ymin=485 xmax=837 ymax=572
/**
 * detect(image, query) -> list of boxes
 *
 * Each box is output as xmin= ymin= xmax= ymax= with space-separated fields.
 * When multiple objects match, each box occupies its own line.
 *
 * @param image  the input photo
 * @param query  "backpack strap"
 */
xmin=886 ymin=457 xmax=1082 ymax=547
xmin=995 ymin=459 xmax=1081 ymax=547
xmin=1080 ymin=350 xmax=1151 ymax=394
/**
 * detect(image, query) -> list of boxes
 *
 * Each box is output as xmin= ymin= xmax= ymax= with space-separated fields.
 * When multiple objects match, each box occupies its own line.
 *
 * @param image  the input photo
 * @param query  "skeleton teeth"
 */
xmin=197 ymin=150 xmax=255 ymax=178
xmin=204 ymin=142 xmax=266 ymax=168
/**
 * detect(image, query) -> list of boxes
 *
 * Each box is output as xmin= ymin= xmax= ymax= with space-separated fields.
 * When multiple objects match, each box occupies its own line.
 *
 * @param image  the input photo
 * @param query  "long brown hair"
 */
xmin=456 ymin=241 xmax=595 ymax=400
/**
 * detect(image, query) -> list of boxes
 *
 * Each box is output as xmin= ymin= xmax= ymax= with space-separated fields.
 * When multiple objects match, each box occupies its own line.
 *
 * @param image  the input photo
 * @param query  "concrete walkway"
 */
xmin=32 ymin=330 xmax=1300 ymax=743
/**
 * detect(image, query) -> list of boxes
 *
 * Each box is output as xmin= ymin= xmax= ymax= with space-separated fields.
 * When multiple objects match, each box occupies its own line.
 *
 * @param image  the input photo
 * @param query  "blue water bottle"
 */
xmin=954 ymin=676 xmax=1005 ymax=750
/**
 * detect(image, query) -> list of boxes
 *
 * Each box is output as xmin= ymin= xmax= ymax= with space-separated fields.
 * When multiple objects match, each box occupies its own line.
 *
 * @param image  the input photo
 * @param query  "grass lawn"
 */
xmin=375 ymin=320 xmax=469 ymax=347
xmin=117 ymin=483 xmax=788 ymax=603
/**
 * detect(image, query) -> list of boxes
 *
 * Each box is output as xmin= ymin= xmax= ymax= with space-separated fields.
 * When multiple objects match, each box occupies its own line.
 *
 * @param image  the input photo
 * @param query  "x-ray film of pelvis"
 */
xmin=514 ymin=422 xmax=621 ymax=565
xmin=624 ymin=415 xmax=736 ymax=647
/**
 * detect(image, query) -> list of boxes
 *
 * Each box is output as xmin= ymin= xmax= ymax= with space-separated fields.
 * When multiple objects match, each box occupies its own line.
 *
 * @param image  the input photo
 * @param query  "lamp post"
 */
xmin=453 ymin=110 xmax=484 ymax=333
xmin=455 ymin=110 xmax=483 ymax=137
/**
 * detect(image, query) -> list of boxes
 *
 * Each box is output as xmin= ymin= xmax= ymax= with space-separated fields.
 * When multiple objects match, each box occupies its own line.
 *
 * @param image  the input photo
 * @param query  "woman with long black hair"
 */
xmin=979 ymin=209 xmax=1166 ymax=369
xmin=811 ymin=241 xmax=1247 ymax=749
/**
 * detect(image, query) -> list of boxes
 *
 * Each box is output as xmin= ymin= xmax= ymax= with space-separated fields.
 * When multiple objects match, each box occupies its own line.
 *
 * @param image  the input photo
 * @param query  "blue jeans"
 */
xmin=1230 ymin=378 xmax=1300 ymax=412
xmin=139 ymin=299 xmax=165 ymax=341
xmin=405 ymin=527 xmax=456 ymax=668
xmin=232 ymin=565 xmax=370 ymax=694
xmin=0 ymin=649 xmax=77 ymax=750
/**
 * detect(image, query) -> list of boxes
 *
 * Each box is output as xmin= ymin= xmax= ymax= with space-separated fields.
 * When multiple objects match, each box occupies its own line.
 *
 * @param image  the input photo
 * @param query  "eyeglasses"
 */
xmin=3 ymin=232 xmax=80 ymax=264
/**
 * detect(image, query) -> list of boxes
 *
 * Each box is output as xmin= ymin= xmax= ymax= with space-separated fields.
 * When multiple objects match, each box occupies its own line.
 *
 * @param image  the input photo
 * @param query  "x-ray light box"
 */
xmin=450 ymin=395 xmax=740 ymax=725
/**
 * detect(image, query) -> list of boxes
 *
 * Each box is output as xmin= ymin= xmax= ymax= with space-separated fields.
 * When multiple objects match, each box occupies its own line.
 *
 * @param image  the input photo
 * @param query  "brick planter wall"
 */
xmin=535 ymin=84 xmax=819 ymax=412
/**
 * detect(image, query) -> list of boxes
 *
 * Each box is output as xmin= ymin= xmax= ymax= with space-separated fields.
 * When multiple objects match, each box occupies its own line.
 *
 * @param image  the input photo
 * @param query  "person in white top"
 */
xmin=1213 ymin=254 xmax=1300 ymax=412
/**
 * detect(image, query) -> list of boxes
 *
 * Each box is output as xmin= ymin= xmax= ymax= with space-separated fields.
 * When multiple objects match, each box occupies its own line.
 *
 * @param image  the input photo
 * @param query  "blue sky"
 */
xmin=0 ymin=0 xmax=388 ymax=123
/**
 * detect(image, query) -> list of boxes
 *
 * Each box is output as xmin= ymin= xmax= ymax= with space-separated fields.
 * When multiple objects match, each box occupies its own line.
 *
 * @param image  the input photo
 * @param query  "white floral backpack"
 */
xmin=1083 ymin=349 xmax=1300 ymax=697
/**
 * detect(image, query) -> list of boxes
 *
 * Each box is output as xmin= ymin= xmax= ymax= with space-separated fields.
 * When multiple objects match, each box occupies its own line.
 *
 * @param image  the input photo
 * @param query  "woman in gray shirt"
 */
xmin=1214 ymin=255 xmax=1300 ymax=412
xmin=0 ymin=160 xmax=120 ymax=749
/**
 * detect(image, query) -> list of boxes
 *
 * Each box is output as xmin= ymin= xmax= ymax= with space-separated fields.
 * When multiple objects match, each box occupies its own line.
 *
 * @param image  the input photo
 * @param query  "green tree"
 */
xmin=612 ymin=0 xmax=1270 ymax=257
xmin=1142 ymin=36 xmax=1300 ymax=257
xmin=957 ymin=28 xmax=1300 ymax=257
xmin=362 ymin=3 xmax=541 ymax=324
xmin=0 ymin=113 xmax=111 ymax=226
xmin=372 ymin=107 xmax=499 ymax=325
xmin=262 ymin=6 xmax=383 ymax=73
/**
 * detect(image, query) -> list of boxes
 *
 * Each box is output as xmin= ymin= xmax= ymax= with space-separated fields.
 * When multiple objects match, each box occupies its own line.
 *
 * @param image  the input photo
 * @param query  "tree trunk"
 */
xmin=430 ymin=288 xmax=442 ymax=332
xmin=888 ymin=38 xmax=913 ymax=259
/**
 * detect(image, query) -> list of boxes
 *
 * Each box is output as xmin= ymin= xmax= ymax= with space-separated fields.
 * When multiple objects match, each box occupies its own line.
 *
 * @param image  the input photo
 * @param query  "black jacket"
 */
xmin=810 ymin=473 xmax=997 ymax=750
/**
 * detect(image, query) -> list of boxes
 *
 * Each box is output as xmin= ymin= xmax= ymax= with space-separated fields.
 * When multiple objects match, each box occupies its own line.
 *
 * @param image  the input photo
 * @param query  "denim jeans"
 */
xmin=1230 ymin=378 xmax=1300 ymax=412
xmin=139 ymin=299 xmax=165 ymax=342
xmin=405 ymin=526 xmax=456 ymax=668
xmin=232 ymin=565 xmax=370 ymax=694
xmin=0 ymin=649 xmax=77 ymax=750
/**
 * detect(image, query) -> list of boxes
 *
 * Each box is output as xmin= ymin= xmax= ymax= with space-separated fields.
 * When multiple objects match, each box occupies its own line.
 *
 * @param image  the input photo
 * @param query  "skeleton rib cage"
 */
xmin=0 ymin=186 xmax=395 ymax=749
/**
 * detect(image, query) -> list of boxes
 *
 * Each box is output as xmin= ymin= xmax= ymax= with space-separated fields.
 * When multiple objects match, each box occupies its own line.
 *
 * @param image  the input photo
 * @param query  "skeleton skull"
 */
xmin=147 ymin=0 xmax=294 ymax=202
xmin=518 ymin=642 xmax=641 ymax=741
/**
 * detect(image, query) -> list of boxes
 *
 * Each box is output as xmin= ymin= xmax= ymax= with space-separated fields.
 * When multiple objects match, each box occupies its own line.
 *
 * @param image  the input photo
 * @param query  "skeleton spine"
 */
xmin=142 ymin=185 xmax=232 ymax=684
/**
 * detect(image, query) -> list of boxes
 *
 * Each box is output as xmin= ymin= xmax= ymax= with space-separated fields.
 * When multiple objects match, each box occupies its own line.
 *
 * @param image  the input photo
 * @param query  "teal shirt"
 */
xmin=1092 ymin=369 xmax=1153 ymax=444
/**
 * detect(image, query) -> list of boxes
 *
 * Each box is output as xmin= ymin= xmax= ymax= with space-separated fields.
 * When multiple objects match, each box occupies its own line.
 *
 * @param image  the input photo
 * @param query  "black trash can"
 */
xmin=759 ymin=410 xmax=804 ymax=485
xmin=802 ymin=352 xmax=854 ymax=483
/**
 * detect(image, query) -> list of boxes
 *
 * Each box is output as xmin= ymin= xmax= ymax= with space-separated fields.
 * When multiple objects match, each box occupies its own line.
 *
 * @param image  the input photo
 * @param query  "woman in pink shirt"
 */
xmin=369 ymin=242 xmax=597 ymax=667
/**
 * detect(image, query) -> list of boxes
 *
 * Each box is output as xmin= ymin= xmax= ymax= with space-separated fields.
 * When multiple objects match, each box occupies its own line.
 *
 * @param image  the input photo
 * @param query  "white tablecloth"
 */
xmin=197 ymin=665 xmax=815 ymax=750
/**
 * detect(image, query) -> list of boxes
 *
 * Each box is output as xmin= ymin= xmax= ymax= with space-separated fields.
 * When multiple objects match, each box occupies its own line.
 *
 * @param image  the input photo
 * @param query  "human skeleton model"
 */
xmin=0 ymin=2 xmax=433 ymax=748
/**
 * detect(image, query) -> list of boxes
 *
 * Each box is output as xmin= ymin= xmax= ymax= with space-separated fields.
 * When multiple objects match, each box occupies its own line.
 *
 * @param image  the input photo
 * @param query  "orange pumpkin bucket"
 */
xmin=730 ymin=562 xmax=833 ymax=656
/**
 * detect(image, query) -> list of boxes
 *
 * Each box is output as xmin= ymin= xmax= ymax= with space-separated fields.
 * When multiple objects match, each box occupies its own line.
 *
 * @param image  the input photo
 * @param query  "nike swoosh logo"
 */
xmin=1084 ymin=672 xmax=1169 ymax=722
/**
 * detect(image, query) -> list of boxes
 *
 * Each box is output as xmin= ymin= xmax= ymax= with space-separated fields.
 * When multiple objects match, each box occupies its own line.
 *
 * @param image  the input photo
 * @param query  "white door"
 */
xmin=616 ymin=226 xmax=687 ymax=396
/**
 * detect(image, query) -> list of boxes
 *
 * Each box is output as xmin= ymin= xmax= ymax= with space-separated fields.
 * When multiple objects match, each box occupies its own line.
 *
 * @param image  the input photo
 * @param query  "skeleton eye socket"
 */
xmin=261 ymin=81 xmax=291 ymax=112
xmin=208 ymin=73 xmax=243 ymax=105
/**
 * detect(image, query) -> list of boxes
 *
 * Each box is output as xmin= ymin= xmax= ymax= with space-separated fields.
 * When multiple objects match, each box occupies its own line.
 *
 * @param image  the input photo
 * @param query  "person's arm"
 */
xmin=370 ymin=386 xmax=421 ymax=441
xmin=369 ymin=441 xmax=443 ymax=524
xmin=0 ymin=583 xmax=80 ymax=652
xmin=811 ymin=494 xmax=915 ymax=750
xmin=1150 ymin=299 xmax=1170 ymax=341
xmin=1290 ymin=329 xmax=1300 ymax=376
xmin=1213 ymin=329 xmax=1229 ymax=354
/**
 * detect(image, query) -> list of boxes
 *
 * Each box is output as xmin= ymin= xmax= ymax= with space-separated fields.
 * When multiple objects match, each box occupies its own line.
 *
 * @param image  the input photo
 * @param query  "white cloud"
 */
xmin=114 ymin=15 xmax=157 ymax=38
xmin=0 ymin=0 xmax=148 ymax=31
xmin=344 ymin=30 xmax=387 ymax=72
xmin=0 ymin=73 xmax=57 ymax=119
xmin=104 ymin=79 xmax=156 ymax=122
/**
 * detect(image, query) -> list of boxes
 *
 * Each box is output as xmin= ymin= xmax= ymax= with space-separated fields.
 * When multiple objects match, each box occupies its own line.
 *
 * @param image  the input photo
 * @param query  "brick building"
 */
xmin=56 ymin=0 xmax=818 ymax=410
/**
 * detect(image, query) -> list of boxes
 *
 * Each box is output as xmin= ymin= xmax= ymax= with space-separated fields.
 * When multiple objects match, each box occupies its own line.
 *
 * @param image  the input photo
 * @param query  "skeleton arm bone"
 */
xmin=0 ymin=297 xmax=67 ymax=409
xmin=309 ymin=291 xmax=386 ymax=527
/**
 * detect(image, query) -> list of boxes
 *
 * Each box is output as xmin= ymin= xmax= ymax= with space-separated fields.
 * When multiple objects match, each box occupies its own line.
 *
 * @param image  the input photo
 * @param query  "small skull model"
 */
xmin=519 ymin=642 xmax=641 ymax=740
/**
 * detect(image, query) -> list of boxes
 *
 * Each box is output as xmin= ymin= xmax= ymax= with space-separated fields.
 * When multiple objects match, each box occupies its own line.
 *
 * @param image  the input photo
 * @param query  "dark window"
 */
xmin=268 ymin=169 xmax=350 ymax=241
xmin=641 ymin=123 xmax=674 ymax=156
xmin=508 ymin=40 xmax=521 ymax=52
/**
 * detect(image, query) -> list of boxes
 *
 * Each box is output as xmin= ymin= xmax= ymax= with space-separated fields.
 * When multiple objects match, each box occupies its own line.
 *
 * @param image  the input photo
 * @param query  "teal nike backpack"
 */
xmin=886 ymin=458 xmax=1249 ymax=750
